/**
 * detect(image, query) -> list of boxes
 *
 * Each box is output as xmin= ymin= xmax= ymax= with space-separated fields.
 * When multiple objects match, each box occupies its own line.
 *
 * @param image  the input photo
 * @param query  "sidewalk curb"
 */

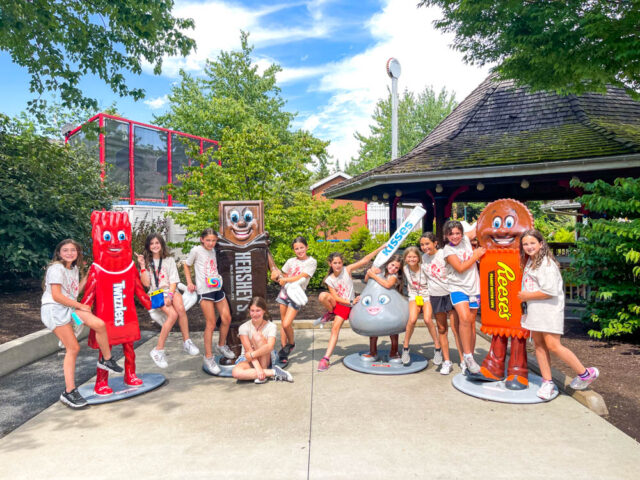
xmin=0 ymin=328 xmax=89 ymax=378
xmin=476 ymin=330 xmax=609 ymax=416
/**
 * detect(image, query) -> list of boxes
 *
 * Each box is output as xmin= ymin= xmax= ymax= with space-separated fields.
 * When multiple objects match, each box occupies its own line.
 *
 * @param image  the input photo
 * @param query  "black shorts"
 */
xmin=430 ymin=294 xmax=453 ymax=314
xmin=200 ymin=290 xmax=226 ymax=303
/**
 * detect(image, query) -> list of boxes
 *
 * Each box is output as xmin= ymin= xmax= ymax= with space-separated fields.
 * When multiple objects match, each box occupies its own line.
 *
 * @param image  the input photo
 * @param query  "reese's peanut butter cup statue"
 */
xmin=474 ymin=199 xmax=533 ymax=390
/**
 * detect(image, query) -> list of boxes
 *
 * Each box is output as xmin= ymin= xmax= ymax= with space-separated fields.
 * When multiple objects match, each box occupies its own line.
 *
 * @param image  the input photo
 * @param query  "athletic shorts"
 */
xmin=41 ymin=304 xmax=72 ymax=331
xmin=200 ymin=290 xmax=226 ymax=303
xmin=450 ymin=292 xmax=479 ymax=309
xmin=276 ymin=296 xmax=301 ymax=311
xmin=333 ymin=303 xmax=352 ymax=320
xmin=430 ymin=295 xmax=453 ymax=314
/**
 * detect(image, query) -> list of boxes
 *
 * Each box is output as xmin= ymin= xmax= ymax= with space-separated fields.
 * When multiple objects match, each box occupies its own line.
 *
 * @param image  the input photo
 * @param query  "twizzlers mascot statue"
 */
xmin=82 ymin=211 xmax=151 ymax=395
xmin=474 ymin=199 xmax=534 ymax=390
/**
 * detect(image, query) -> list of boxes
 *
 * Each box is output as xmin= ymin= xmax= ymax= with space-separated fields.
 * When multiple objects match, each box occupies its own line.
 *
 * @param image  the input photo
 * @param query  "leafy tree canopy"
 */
xmin=161 ymin=33 xmax=360 ymax=273
xmin=418 ymin=1 xmax=640 ymax=97
xmin=0 ymin=114 xmax=121 ymax=283
xmin=1 ymin=0 xmax=195 ymax=117
xmin=568 ymin=177 xmax=640 ymax=338
xmin=347 ymin=86 xmax=456 ymax=175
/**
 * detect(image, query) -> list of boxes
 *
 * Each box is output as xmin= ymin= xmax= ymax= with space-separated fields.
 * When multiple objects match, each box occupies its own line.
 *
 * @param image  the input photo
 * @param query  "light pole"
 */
xmin=386 ymin=58 xmax=401 ymax=160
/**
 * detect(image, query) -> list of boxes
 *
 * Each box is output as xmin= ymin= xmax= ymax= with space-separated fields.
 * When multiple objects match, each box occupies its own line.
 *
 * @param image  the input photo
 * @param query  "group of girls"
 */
xmin=43 ymin=221 xmax=598 ymax=407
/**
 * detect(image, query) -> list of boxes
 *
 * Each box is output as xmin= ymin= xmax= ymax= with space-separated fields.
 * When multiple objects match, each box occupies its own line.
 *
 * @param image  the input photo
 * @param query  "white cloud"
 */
xmin=302 ymin=0 xmax=491 ymax=165
xmin=144 ymin=94 xmax=169 ymax=109
xmin=150 ymin=0 xmax=333 ymax=78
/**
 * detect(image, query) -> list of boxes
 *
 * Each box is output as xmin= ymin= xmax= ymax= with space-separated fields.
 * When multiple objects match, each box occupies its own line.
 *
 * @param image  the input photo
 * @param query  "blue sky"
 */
xmin=0 ymin=0 xmax=490 ymax=167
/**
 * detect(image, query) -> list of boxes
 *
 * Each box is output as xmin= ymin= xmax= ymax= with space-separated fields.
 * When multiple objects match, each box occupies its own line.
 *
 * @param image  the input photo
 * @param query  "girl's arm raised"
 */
xmin=346 ymin=244 xmax=386 ymax=274
xmin=366 ymin=267 xmax=398 ymax=289
xmin=446 ymin=247 xmax=485 ymax=273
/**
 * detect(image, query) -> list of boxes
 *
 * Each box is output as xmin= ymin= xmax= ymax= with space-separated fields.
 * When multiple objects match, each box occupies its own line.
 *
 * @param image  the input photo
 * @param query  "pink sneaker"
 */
xmin=318 ymin=356 xmax=330 ymax=372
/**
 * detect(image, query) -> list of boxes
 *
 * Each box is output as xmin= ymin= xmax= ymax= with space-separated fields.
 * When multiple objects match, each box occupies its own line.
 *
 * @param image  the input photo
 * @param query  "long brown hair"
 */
xmin=383 ymin=254 xmax=403 ymax=292
xmin=143 ymin=233 xmax=170 ymax=268
xmin=43 ymin=239 xmax=84 ymax=289
xmin=519 ymin=229 xmax=560 ymax=270
xmin=249 ymin=296 xmax=271 ymax=321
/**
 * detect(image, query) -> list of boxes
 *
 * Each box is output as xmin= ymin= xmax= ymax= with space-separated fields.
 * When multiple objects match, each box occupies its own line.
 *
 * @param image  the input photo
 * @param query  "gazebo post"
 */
xmin=434 ymin=197 xmax=447 ymax=244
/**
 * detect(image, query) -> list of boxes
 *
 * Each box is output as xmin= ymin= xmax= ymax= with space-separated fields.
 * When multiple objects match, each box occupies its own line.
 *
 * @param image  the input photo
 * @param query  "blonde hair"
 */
xmin=402 ymin=246 xmax=422 ymax=264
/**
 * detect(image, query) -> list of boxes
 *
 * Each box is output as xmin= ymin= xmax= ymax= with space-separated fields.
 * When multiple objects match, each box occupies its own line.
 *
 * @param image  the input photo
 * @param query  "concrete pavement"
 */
xmin=1 ymin=328 xmax=639 ymax=479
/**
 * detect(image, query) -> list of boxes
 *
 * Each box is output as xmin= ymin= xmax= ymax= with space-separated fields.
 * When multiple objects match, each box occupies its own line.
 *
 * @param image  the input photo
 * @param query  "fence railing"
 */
xmin=548 ymin=242 xmax=590 ymax=304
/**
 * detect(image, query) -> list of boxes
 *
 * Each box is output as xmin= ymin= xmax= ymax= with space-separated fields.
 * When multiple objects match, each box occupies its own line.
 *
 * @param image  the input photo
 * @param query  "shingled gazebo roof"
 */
xmin=325 ymin=74 xmax=640 ymax=201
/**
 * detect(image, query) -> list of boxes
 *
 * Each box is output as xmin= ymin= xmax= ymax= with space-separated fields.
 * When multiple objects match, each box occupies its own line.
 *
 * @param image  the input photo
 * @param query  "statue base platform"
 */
xmin=452 ymin=372 xmax=558 ymax=403
xmin=203 ymin=354 xmax=288 ymax=378
xmin=78 ymin=373 xmax=166 ymax=404
xmin=343 ymin=350 xmax=428 ymax=375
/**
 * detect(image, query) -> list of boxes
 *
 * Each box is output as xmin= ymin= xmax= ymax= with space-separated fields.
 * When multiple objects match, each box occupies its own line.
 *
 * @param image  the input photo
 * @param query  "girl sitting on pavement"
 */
xmin=518 ymin=229 xmax=599 ymax=400
xmin=42 ymin=239 xmax=122 ymax=409
xmin=316 ymin=244 xmax=386 ymax=372
xmin=232 ymin=297 xmax=293 ymax=383
xmin=136 ymin=233 xmax=199 ymax=369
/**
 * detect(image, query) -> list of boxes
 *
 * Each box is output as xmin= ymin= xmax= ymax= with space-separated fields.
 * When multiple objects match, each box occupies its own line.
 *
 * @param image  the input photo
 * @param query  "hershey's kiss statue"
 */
xmin=344 ymin=207 xmax=428 ymax=374
xmin=215 ymin=201 xmax=274 ymax=366
xmin=82 ymin=211 xmax=152 ymax=395
xmin=473 ymin=199 xmax=534 ymax=389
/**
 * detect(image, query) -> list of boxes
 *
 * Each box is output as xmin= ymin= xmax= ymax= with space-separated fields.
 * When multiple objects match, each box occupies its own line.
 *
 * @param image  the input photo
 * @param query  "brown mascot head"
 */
xmin=219 ymin=201 xmax=264 ymax=245
xmin=476 ymin=199 xmax=533 ymax=249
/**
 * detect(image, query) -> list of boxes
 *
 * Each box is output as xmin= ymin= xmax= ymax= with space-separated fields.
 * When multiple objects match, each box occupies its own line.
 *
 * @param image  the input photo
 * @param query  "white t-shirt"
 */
xmin=422 ymin=250 xmax=449 ymax=297
xmin=185 ymin=245 xmax=220 ymax=295
xmin=238 ymin=319 xmax=277 ymax=340
xmin=443 ymin=236 xmax=479 ymax=296
xmin=521 ymin=257 xmax=565 ymax=334
xmin=281 ymin=256 xmax=317 ymax=290
xmin=147 ymin=257 xmax=180 ymax=292
xmin=324 ymin=268 xmax=354 ymax=302
xmin=403 ymin=264 xmax=429 ymax=298
xmin=41 ymin=263 xmax=79 ymax=305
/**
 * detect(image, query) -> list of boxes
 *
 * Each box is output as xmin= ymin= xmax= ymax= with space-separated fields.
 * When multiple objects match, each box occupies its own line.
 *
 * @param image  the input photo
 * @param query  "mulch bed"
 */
xmin=2 ymin=281 xmax=638 ymax=442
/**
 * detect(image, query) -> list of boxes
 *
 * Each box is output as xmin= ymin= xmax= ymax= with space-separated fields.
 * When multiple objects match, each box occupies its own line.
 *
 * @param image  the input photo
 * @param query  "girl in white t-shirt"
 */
xmin=184 ymin=228 xmax=233 ymax=375
xmin=232 ymin=297 xmax=293 ymax=383
xmin=420 ymin=232 xmax=462 ymax=375
xmin=41 ymin=239 xmax=122 ymax=409
xmin=401 ymin=246 xmax=441 ymax=366
xmin=518 ymin=229 xmax=599 ymax=400
xmin=443 ymin=220 xmax=486 ymax=375
xmin=364 ymin=254 xmax=403 ymax=359
xmin=270 ymin=236 xmax=317 ymax=365
xmin=317 ymin=244 xmax=385 ymax=372
xmin=136 ymin=233 xmax=199 ymax=369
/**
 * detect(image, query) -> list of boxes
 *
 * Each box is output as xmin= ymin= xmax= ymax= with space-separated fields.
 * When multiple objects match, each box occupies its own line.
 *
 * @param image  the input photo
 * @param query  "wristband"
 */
xmin=140 ymin=268 xmax=146 ymax=272
xmin=167 ymin=291 xmax=174 ymax=296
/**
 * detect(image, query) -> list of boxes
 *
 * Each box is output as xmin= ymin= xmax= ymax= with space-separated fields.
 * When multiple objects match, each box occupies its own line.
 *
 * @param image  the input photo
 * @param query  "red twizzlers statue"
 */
xmin=82 ymin=211 xmax=151 ymax=395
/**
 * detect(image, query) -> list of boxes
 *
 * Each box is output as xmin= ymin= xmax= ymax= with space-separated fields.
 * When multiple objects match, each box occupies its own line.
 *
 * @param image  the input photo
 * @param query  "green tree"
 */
xmin=418 ymin=1 xmax=640 ymax=97
xmin=1 ymin=0 xmax=195 ymax=116
xmin=347 ymin=86 xmax=456 ymax=175
xmin=568 ymin=177 xmax=640 ymax=338
xmin=160 ymin=34 xmax=360 ymax=267
xmin=0 ymin=114 xmax=121 ymax=283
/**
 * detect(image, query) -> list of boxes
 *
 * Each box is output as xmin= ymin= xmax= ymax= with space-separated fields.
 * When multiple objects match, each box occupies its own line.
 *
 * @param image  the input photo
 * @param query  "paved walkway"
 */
xmin=1 ymin=328 xmax=639 ymax=479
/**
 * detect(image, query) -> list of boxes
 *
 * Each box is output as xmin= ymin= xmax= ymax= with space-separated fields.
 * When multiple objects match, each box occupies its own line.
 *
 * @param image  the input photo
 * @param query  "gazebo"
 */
xmin=324 ymin=75 xmax=640 ymax=239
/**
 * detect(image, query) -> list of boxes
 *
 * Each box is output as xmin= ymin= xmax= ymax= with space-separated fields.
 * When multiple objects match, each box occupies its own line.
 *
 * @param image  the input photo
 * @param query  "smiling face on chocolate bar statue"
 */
xmin=219 ymin=201 xmax=264 ymax=246
xmin=476 ymin=199 xmax=534 ymax=250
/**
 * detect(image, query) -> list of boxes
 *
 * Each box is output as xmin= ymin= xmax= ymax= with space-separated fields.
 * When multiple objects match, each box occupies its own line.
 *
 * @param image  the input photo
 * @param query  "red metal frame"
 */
xmin=65 ymin=113 xmax=219 ymax=205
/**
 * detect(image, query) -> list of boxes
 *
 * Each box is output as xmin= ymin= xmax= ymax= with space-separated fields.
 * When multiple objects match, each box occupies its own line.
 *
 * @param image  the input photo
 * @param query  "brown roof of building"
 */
xmin=326 ymin=74 xmax=640 ymax=196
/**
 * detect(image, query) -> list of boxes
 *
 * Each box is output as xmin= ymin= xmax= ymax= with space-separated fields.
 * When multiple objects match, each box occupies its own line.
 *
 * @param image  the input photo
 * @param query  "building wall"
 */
xmin=311 ymin=176 xmax=367 ymax=241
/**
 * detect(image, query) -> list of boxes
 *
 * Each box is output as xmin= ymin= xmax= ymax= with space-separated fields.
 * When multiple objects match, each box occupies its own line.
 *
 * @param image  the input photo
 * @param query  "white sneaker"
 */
xmin=464 ymin=355 xmax=481 ymax=374
xmin=273 ymin=365 xmax=294 ymax=382
xmin=254 ymin=377 xmax=268 ymax=384
xmin=569 ymin=367 xmax=599 ymax=390
xmin=537 ymin=381 xmax=558 ymax=400
xmin=433 ymin=349 xmax=443 ymax=366
xmin=215 ymin=344 xmax=235 ymax=359
xmin=183 ymin=339 xmax=200 ymax=356
xmin=440 ymin=360 xmax=453 ymax=375
xmin=460 ymin=362 xmax=468 ymax=375
xmin=203 ymin=355 xmax=221 ymax=375
xmin=401 ymin=347 xmax=411 ymax=366
xmin=150 ymin=348 xmax=168 ymax=369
